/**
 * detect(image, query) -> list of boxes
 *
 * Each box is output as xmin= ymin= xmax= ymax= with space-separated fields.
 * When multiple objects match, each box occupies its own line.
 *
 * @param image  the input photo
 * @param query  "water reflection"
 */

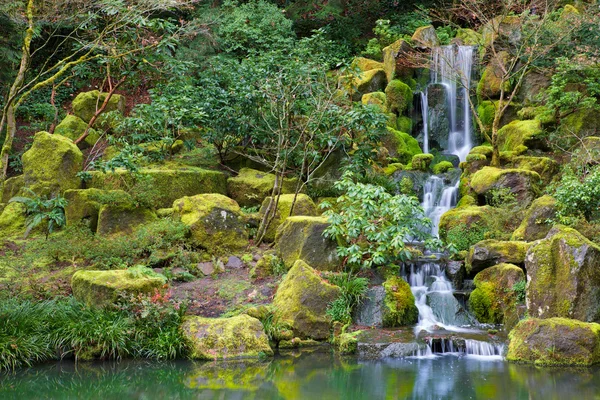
xmin=1 ymin=352 xmax=599 ymax=399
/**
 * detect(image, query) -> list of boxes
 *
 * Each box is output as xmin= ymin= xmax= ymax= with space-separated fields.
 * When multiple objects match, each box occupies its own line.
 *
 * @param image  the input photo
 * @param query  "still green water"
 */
xmin=1 ymin=351 xmax=599 ymax=400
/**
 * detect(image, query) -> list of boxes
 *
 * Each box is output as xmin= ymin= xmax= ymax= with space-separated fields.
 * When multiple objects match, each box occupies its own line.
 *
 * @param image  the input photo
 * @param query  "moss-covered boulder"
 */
xmin=173 ymin=194 xmax=248 ymax=253
xmin=455 ymin=28 xmax=482 ymax=45
xmin=559 ymin=108 xmax=600 ymax=141
xmin=511 ymin=195 xmax=556 ymax=241
xmin=466 ymin=240 xmax=529 ymax=275
xmin=411 ymin=153 xmax=434 ymax=171
xmin=385 ymin=80 xmax=413 ymax=115
xmin=510 ymin=156 xmax=558 ymax=185
xmin=71 ymin=268 xmax=166 ymax=308
xmin=432 ymin=161 xmax=454 ymax=174
xmin=87 ymin=166 xmax=227 ymax=209
xmin=411 ymin=25 xmax=439 ymax=48
xmin=227 ymin=168 xmax=297 ymax=208
xmin=258 ymin=194 xmax=318 ymax=242
xmin=97 ymin=203 xmax=157 ymax=236
xmin=382 ymin=276 xmax=418 ymax=327
xmin=382 ymin=39 xmax=413 ymax=83
xmin=275 ymin=216 xmax=339 ymax=271
xmin=72 ymin=90 xmax=125 ymax=124
xmin=497 ymin=119 xmax=545 ymax=152
xmin=382 ymin=127 xmax=422 ymax=164
xmin=507 ymin=318 xmax=600 ymax=366
xmin=54 ymin=114 xmax=100 ymax=149
xmin=346 ymin=69 xmax=387 ymax=102
xmin=249 ymin=252 xmax=278 ymax=281
xmin=517 ymin=72 xmax=550 ymax=106
xmin=525 ymin=226 xmax=600 ymax=322
xmin=1 ymin=175 xmax=24 ymax=203
xmin=181 ymin=314 xmax=273 ymax=360
xmin=361 ymin=91 xmax=387 ymax=111
xmin=469 ymin=145 xmax=494 ymax=158
xmin=438 ymin=206 xmax=500 ymax=252
xmin=64 ymin=188 xmax=133 ymax=231
xmin=470 ymin=167 xmax=542 ymax=206
xmin=22 ymin=131 xmax=83 ymax=196
xmin=469 ymin=263 xmax=524 ymax=326
xmin=0 ymin=202 xmax=27 ymax=238
xmin=477 ymin=51 xmax=511 ymax=100
xmin=272 ymin=260 xmax=341 ymax=340
xmin=351 ymin=57 xmax=384 ymax=72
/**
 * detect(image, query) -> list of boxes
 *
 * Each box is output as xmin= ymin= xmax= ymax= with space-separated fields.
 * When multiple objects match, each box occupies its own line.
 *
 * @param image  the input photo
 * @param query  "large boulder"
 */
xmin=525 ymin=226 xmax=600 ymax=322
xmin=258 ymin=194 xmax=318 ymax=242
xmin=227 ymin=168 xmax=297 ymax=208
xmin=71 ymin=268 xmax=166 ymax=308
xmin=455 ymin=28 xmax=482 ymax=46
xmin=510 ymin=156 xmax=559 ymax=185
xmin=87 ymin=167 xmax=227 ymax=209
xmin=559 ymin=108 xmax=600 ymax=143
xmin=346 ymin=69 xmax=387 ymax=102
xmin=477 ymin=51 xmax=511 ymax=100
xmin=1 ymin=175 xmax=23 ymax=203
xmin=64 ymin=188 xmax=132 ymax=231
xmin=22 ymin=131 xmax=83 ymax=196
xmin=511 ymin=195 xmax=557 ymax=241
xmin=496 ymin=119 xmax=545 ymax=152
xmin=272 ymin=260 xmax=341 ymax=340
xmin=465 ymin=239 xmax=529 ymax=275
xmin=382 ymin=276 xmax=418 ymax=327
xmin=507 ymin=318 xmax=600 ymax=366
xmin=470 ymin=167 xmax=542 ymax=207
xmin=385 ymin=80 xmax=413 ymax=115
xmin=54 ymin=114 xmax=100 ymax=149
xmin=351 ymin=57 xmax=384 ymax=72
xmin=382 ymin=127 xmax=422 ymax=164
xmin=72 ymin=90 xmax=125 ymax=124
xmin=517 ymin=72 xmax=551 ymax=106
xmin=96 ymin=203 xmax=156 ymax=236
xmin=0 ymin=202 xmax=27 ymax=238
xmin=469 ymin=263 xmax=524 ymax=326
xmin=275 ymin=216 xmax=339 ymax=271
xmin=361 ymin=92 xmax=387 ymax=112
xmin=382 ymin=39 xmax=413 ymax=83
xmin=181 ymin=314 xmax=273 ymax=360
xmin=438 ymin=206 xmax=501 ymax=252
xmin=411 ymin=25 xmax=439 ymax=48
xmin=173 ymin=194 xmax=248 ymax=253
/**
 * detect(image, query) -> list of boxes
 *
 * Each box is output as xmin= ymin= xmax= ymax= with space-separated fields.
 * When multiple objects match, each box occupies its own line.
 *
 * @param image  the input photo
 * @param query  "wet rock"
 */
xmin=427 ymin=291 xmax=473 ymax=326
xmin=445 ymin=260 xmax=465 ymax=289
xmin=353 ymin=286 xmax=385 ymax=327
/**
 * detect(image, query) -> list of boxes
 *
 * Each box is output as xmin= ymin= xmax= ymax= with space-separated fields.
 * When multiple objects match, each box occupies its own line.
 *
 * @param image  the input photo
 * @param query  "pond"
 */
xmin=1 ymin=351 xmax=599 ymax=399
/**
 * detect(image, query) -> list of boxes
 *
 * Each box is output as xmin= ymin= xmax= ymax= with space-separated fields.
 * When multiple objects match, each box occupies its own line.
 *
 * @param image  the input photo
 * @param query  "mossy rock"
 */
xmin=351 ymin=57 xmax=384 ymax=72
xmin=559 ymin=108 xmax=600 ymax=141
xmin=383 ymin=163 xmax=404 ymax=176
xmin=510 ymin=156 xmax=559 ymax=185
xmin=258 ymin=194 xmax=318 ymax=242
xmin=469 ymin=145 xmax=493 ymax=158
xmin=64 ymin=188 xmax=133 ymax=232
xmin=382 ymin=127 xmax=422 ymax=164
xmin=469 ymin=263 xmax=524 ymax=327
xmin=1 ymin=175 xmax=24 ymax=203
xmin=411 ymin=25 xmax=439 ymax=48
xmin=272 ymin=260 xmax=341 ymax=340
xmin=181 ymin=314 xmax=273 ymax=360
xmin=382 ymin=276 xmax=418 ymax=327
xmin=72 ymin=90 xmax=125 ymax=124
xmin=432 ymin=161 xmax=454 ymax=174
xmin=507 ymin=318 xmax=600 ymax=366
xmin=173 ymin=193 xmax=248 ymax=253
xmin=477 ymin=51 xmax=512 ymax=100
xmin=249 ymin=252 xmax=278 ymax=281
xmin=496 ymin=119 xmax=545 ymax=152
xmin=466 ymin=239 xmax=530 ymax=275
xmin=227 ymin=168 xmax=297 ymax=208
xmin=345 ymin=69 xmax=387 ymax=102
xmin=511 ymin=195 xmax=556 ymax=242
xmin=396 ymin=116 xmax=413 ymax=133
xmin=96 ymin=203 xmax=156 ymax=237
xmin=71 ymin=268 xmax=166 ymax=308
xmin=438 ymin=206 xmax=501 ymax=252
xmin=525 ymin=226 xmax=600 ymax=322
xmin=361 ymin=92 xmax=387 ymax=112
xmin=87 ymin=166 xmax=227 ymax=209
xmin=411 ymin=153 xmax=434 ymax=171
xmin=455 ymin=28 xmax=482 ymax=45
xmin=470 ymin=167 xmax=542 ymax=206
xmin=385 ymin=80 xmax=413 ymax=115
xmin=382 ymin=39 xmax=413 ymax=83
xmin=456 ymin=194 xmax=477 ymax=208
xmin=22 ymin=131 xmax=83 ymax=196
xmin=275 ymin=216 xmax=339 ymax=271
xmin=0 ymin=202 xmax=27 ymax=239
xmin=54 ymin=114 xmax=100 ymax=149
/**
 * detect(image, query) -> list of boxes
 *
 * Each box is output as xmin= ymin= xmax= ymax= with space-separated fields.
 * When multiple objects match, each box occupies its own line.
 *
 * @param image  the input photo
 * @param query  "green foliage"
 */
xmin=485 ymin=187 xmax=518 ymax=209
xmin=362 ymin=19 xmax=403 ymax=60
xmin=9 ymin=189 xmax=67 ymax=239
xmin=324 ymin=272 xmax=369 ymax=324
xmin=510 ymin=280 xmax=527 ymax=304
xmin=552 ymin=165 xmax=600 ymax=223
xmin=322 ymin=171 xmax=440 ymax=269
xmin=435 ymin=26 xmax=455 ymax=45
xmin=446 ymin=223 xmax=488 ymax=252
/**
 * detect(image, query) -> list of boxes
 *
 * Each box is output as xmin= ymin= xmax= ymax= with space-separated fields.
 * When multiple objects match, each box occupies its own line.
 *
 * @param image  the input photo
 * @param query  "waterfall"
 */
xmin=411 ymin=338 xmax=505 ymax=359
xmin=422 ymin=177 xmax=459 ymax=237
xmin=420 ymin=91 xmax=429 ymax=154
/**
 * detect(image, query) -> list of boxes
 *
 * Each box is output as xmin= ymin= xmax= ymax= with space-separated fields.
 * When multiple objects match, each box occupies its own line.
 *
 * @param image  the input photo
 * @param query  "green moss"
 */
xmin=456 ymin=28 xmax=482 ymax=45
xmin=361 ymin=92 xmax=387 ymax=112
xmin=345 ymin=69 xmax=387 ymax=101
xmin=466 ymin=153 xmax=487 ymax=163
xmin=181 ymin=314 xmax=273 ymax=360
xmin=97 ymin=203 xmax=157 ymax=237
xmin=22 ymin=131 xmax=83 ymax=196
xmin=465 ymin=239 xmax=530 ymax=274
xmin=335 ymin=330 xmax=363 ymax=354
xmin=249 ymin=252 xmax=277 ymax=280
xmin=470 ymin=167 xmax=542 ymax=205
xmin=382 ymin=127 xmax=422 ymax=164
xmin=477 ymin=101 xmax=496 ymax=130
xmin=1 ymin=175 xmax=24 ymax=203
xmin=382 ymin=39 xmax=411 ymax=82
xmin=0 ymin=202 xmax=27 ymax=239
xmin=351 ymin=57 xmax=384 ymax=72
xmin=496 ymin=119 xmax=544 ymax=152
xmin=476 ymin=51 xmax=512 ymax=101
xmin=71 ymin=269 xmax=165 ymax=308
xmin=385 ymin=80 xmax=414 ymax=115
xmin=258 ymin=194 xmax=318 ymax=242
xmin=273 ymin=260 xmax=341 ymax=340
xmin=87 ymin=166 xmax=227 ymax=209
xmin=382 ymin=276 xmax=418 ymax=327
xmin=396 ymin=116 xmax=413 ymax=133
xmin=456 ymin=195 xmax=477 ymax=208
xmin=439 ymin=206 xmax=502 ymax=251
xmin=432 ymin=161 xmax=454 ymax=174
xmin=511 ymin=156 xmax=559 ymax=185
xmin=72 ymin=90 xmax=125 ymax=124
xmin=64 ymin=188 xmax=133 ymax=232
xmin=227 ymin=168 xmax=297 ymax=208
xmin=411 ymin=25 xmax=439 ymax=47
xmin=54 ymin=114 xmax=100 ymax=149
xmin=275 ymin=216 xmax=339 ymax=271
xmin=410 ymin=153 xmax=434 ymax=171
xmin=383 ymin=163 xmax=404 ymax=176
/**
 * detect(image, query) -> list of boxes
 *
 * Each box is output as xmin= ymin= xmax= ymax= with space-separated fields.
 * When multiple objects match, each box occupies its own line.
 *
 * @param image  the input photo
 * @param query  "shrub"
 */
xmin=553 ymin=165 xmax=600 ymax=223
xmin=324 ymin=272 xmax=369 ymax=324
xmin=9 ymin=189 xmax=67 ymax=239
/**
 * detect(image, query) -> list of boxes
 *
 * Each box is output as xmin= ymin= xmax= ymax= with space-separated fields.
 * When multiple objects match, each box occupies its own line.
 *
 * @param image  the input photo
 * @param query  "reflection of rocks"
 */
xmin=184 ymin=360 xmax=270 ymax=391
